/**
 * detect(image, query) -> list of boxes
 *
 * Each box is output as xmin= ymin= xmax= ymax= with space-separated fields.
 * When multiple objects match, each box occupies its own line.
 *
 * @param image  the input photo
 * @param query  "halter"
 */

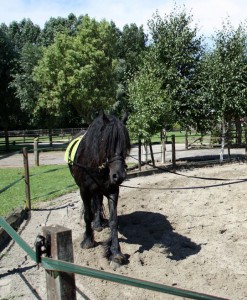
xmin=99 ymin=154 xmax=125 ymax=170
xmin=107 ymin=154 xmax=125 ymax=164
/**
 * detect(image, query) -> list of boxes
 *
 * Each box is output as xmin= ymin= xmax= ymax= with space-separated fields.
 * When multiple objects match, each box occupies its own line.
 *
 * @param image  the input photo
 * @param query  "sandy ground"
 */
xmin=1 ymin=162 xmax=247 ymax=299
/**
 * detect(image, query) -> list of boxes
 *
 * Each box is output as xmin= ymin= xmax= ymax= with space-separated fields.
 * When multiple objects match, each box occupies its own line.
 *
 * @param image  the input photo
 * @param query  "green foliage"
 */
xmin=39 ymin=13 xmax=83 ymax=46
xmin=1 ymin=18 xmax=41 ymax=51
xmin=0 ymin=28 xmax=19 ymax=130
xmin=0 ymin=19 xmax=42 ymax=130
xmin=34 ymin=16 xmax=117 ymax=124
xmin=110 ymin=23 xmax=148 ymax=117
xmin=117 ymin=23 xmax=147 ymax=81
xmin=127 ymin=52 xmax=169 ymax=140
xmin=127 ymin=6 xmax=203 ymax=140
xmin=148 ymin=7 xmax=204 ymax=131
xmin=10 ymin=43 xmax=43 ymax=127
xmin=3 ymin=7 xmax=247 ymax=136
xmin=204 ymin=21 xmax=247 ymax=123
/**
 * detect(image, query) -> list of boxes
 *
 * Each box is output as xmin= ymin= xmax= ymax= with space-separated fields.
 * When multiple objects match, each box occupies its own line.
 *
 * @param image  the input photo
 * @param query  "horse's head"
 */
xmin=100 ymin=113 xmax=130 ymax=186
xmin=75 ymin=113 xmax=130 ymax=186
xmin=107 ymin=154 xmax=127 ymax=186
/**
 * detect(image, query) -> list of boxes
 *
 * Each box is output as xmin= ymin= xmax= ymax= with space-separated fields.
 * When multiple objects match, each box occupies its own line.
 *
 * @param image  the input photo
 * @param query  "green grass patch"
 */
xmin=0 ymin=165 xmax=77 ymax=217
xmin=130 ymin=131 xmax=188 ymax=144
xmin=166 ymin=131 xmax=187 ymax=144
xmin=0 ymin=135 xmax=70 ymax=153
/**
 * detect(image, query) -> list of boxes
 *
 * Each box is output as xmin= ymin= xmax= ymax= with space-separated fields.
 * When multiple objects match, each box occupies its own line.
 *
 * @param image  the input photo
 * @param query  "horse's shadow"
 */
xmin=118 ymin=211 xmax=201 ymax=261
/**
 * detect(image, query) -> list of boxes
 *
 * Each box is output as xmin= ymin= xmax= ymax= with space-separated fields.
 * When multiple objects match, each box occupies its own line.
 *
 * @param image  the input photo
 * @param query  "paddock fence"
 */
xmin=2 ymin=127 xmax=247 ymax=153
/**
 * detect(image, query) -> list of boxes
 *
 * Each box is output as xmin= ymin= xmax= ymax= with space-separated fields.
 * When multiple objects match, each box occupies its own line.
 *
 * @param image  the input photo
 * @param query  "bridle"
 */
xmin=99 ymin=154 xmax=126 ymax=170
xmin=106 ymin=154 xmax=125 ymax=164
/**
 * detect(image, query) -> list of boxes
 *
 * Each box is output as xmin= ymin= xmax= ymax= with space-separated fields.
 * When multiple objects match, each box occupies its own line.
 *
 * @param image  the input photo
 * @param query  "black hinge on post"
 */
xmin=34 ymin=234 xmax=51 ymax=265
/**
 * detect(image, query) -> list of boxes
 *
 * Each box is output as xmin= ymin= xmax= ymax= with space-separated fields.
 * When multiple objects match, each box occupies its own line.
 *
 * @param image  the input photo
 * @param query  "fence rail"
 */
xmin=0 ymin=128 xmax=86 ymax=137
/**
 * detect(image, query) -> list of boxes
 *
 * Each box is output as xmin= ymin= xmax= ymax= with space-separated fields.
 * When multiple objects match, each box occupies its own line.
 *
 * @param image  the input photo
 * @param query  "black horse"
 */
xmin=69 ymin=113 xmax=130 ymax=265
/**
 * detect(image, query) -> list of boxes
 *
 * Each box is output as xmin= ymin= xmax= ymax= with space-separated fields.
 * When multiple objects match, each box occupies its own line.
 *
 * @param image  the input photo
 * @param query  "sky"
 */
xmin=1 ymin=0 xmax=247 ymax=39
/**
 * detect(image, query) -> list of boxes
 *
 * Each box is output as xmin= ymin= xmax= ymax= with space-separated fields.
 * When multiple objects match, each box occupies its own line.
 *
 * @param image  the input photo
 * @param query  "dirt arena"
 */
xmin=1 ymin=162 xmax=247 ymax=299
xmin=73 ymin=163 xmax=247 ymax=300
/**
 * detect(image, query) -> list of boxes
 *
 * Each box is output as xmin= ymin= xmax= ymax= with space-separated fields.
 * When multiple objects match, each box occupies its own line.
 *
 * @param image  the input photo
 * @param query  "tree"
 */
xmin=0 ymin=28 xmax=19 ymax=148
xmin=10 ymin=42 xmax=43 ymax=127
xmin=127 ymin=50 xmax=170 ymax=141
xmin=1 ymin=19 xmax=41 ymax=51
xmin=200 ymin=21 xmax=247 ymax=159
xmin=33 ymin=16 xmax=118 ymax=125
xmin=209 ymin=22 xmax=247 ymax=122
xmin=39 ymin=13 xmax=83 ymax=46
xmin=117 ymin=23 xmax=147 ymax=80
xmin=113 ymin=24 xmax=147 ymax=116
xmin=148 ymin=8 xmax=204 ymax=131
xmin=0 ymin=19 xmax=44 ymax=129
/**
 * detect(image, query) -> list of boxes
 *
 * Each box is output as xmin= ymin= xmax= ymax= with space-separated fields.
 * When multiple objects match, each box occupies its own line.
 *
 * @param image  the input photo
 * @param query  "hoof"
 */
xmin=93 ymin=219 xmax=108 ymax=232
xmin=111 ymin=253 xmax=126 ymax=265
xmin=110 ymin=260 xmax=121 ymax=270
xmin=80 ymin=238 xmax=95 ymax=249
xmin=93 ymin=226 xmax=104 ymax=232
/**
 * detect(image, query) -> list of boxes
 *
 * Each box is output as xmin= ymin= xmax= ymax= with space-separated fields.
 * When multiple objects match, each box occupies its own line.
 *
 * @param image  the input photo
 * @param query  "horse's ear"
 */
xmin=122 ymin=111 xmax=128 ymax=125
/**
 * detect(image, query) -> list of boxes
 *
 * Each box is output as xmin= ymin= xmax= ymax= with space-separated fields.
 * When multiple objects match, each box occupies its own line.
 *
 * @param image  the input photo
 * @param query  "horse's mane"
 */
xmin=76 ymin=114 xmax=130 ymax=168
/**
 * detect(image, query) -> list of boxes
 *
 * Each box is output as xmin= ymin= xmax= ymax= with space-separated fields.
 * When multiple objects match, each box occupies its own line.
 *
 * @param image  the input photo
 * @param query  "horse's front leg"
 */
xmin=92 ymin=194 xmax=108 ymax=232
xmin=80 ymin=190 xmax=95 ymax=249
xmin=105 ymin=192 xmax=126 ymax=265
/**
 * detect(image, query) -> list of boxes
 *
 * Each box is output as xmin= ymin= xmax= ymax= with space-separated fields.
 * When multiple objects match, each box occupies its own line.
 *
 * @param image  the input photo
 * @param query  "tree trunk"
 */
xmin=220 ymin=120 xmax=225 ymax=163
xmin=235 ymin=118 xmax=242 ymax=145
xmin=185 ymin=130 xmax=188 ymax=149
xmin=149 ymin=142 xmax=155 ymax=167
xmin=161 ymin=130 xmax=166 ymax=163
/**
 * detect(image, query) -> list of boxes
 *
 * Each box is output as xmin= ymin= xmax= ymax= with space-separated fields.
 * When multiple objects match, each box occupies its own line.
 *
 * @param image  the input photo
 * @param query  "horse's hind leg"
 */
xmin=92 ymin=195 xmax=108 ymax=232
xmin=80 ymin=190 xmax=95 ymax=249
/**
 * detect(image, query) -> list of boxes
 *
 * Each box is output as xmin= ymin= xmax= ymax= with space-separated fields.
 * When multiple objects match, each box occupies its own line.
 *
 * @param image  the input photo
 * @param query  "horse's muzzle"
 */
xmin=111 ymin=171 xmax=126 ymax=185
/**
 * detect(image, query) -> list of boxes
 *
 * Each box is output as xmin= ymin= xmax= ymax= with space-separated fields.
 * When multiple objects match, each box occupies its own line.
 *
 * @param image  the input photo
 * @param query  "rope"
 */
xmin=127 ymin=154 xmax=247 ymax=181
xmin=121 ymin=178 xmax=247 ymax=191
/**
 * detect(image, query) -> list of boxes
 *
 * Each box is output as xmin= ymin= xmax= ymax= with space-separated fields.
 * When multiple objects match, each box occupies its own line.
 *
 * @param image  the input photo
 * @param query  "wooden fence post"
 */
xmin=161 ymin=130 xmax=166 ymax=164
xmin=23 ymin=147 xmax=31 ymax=211
xmin=43 ymin=225 xmax=76 ymax=300
xmin=172 ymin=135 xmax=176 ymax=167
xmin=49 ymin=129 xmax=53 ymax=147
xmin=34 ymin=138 xmax=39 ymax=166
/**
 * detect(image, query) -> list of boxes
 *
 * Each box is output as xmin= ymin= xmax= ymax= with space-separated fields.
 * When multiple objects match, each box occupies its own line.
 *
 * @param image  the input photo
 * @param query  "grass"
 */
xmin=0 ymin=165 xmax=77 ymax=217
xmin=130 ymin=131 xmax=189 ymax=145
